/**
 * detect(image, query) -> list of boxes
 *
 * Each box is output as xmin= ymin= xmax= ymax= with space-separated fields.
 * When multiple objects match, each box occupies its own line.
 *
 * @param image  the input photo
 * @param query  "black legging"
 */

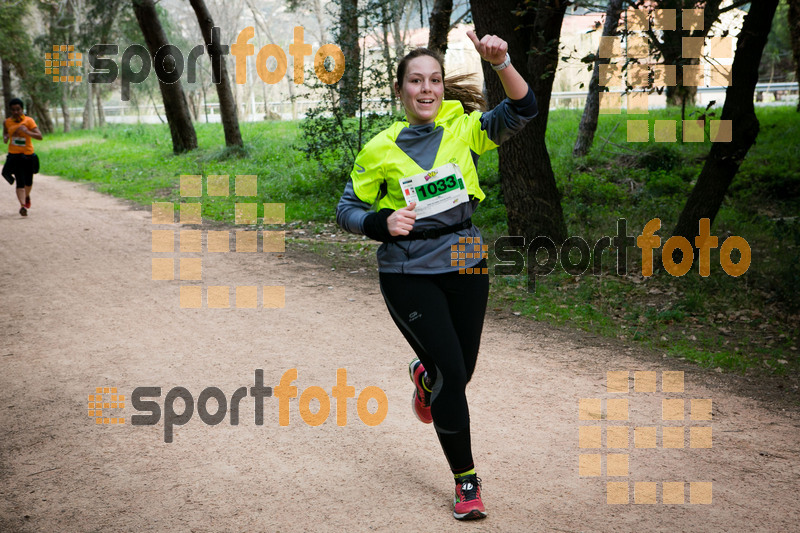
xmin=379 ymin=261 xmax=489 ymax=474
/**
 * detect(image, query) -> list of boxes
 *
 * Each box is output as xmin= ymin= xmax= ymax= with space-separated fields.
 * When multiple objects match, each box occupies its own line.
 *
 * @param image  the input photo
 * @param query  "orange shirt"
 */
xmin=5 ymin=115 xmax=37 ymax=155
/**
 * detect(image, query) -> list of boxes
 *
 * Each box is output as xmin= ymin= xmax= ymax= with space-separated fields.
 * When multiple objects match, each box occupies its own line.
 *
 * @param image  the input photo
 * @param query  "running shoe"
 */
xmin=19 ymin=206 xmax=27 ymax=217
xmin=453 ymin=474 xmax=486 ymax=520
xmin=408 ymin=358 xmax=432 ymax=424
xmin=24 ymin=196 xmax=30 ymax=208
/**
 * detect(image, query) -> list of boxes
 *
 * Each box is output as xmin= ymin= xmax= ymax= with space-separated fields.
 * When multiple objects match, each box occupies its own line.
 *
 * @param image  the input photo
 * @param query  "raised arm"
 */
xmin=467 ymin=30 xmax=528 ymax=100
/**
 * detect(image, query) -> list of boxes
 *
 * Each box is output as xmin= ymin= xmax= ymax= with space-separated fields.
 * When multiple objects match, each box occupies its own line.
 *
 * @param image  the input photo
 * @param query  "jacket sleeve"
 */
xmin=335 ymin=138 xmax=395 ymax=242
xmin=470 ymin=86 xmax=538 ymax=153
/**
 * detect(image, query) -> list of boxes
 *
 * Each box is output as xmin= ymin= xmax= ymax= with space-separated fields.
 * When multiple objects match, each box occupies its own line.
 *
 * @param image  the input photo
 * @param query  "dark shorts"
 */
xmin=2 ymin=153 xmax=37 ymax=188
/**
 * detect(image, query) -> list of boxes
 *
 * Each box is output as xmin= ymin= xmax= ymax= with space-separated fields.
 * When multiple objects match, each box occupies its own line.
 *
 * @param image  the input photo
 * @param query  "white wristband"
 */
xmin=491 ymin=53 xmax=511 ymax=71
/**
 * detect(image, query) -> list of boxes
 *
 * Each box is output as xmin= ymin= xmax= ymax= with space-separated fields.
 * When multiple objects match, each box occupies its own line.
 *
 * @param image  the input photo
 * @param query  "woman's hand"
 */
xmin=466 ymin=30 xmax=529 ymax=101
xmin=466 ymin=30 xmax=507 ymax=66
xmin=387 ymin=202 xmax=417 ymax=236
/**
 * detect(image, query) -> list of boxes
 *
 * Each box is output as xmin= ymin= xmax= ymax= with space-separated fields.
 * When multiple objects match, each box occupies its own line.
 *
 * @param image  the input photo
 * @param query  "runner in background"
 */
xmin=336 ymin=31 xmax=538 ymax=520
xmin=3 ymin=98 xmax=42 ymax=217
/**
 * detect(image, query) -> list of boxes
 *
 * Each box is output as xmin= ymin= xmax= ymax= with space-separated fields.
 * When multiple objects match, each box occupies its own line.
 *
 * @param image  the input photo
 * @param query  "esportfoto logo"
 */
xmin=90 ymin=369 xmax=388 ymax=442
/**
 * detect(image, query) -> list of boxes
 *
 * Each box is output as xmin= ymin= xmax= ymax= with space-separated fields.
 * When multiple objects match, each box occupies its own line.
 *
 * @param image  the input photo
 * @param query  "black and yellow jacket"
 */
xmin=336 ymin=87 xmax=537 ymax=274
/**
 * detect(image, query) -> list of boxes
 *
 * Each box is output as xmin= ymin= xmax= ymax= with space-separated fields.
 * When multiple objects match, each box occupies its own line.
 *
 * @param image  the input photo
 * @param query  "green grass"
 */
xmin=37 ymin=106 xmax=800 ymax=378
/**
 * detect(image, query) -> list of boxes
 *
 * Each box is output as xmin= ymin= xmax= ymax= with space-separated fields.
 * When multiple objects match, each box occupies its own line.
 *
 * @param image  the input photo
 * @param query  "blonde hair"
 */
xmin=396 ymin=48 xmax=486 ymax=114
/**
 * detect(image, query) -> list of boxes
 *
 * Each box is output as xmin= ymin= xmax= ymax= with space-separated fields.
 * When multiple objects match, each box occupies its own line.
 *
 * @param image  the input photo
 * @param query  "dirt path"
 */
xmin=1 ymin=175 xmax=798 ymax=533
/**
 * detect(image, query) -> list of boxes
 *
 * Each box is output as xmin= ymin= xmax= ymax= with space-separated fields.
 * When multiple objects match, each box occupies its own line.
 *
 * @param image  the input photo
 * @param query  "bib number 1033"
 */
xmin=415 ymin=174 xmax=463 ymax=200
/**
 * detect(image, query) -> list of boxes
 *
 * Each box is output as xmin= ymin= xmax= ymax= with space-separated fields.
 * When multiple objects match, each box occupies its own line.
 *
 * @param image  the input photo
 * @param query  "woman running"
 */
xmin=336 ymin=31 xmax=537 ymax=521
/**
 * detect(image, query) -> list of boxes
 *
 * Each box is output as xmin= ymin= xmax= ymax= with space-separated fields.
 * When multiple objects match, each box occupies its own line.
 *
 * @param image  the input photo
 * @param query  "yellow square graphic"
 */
xmin=627 ymin=93 xmax=649 ymax=115
xmin=579 ymin=454 xmax=601 ymax=477
xmin=207 ymin=175 xmax=230 ymax=196
xmin=709 ymin=120 xmax=732 ymax=143
xmin=579 ymin=426 xmax=601 ymax=448
xmin=180 ymin=286 xmax=202 ymax=308
xmin=653 ymin=9 xmax=676 ymax=31
xmin=579 ymin=398 xmax=602 ymax=420
xmin=236 ymin=231 xmax=258 ymax=252
xmin=690 ymin=426 xmax=712 ymax=448
xmin=208 ymin=286 xmax=230 ymax=308
xmin=690 ymin=482 xmax=712 ymax=504
xmin=683 ymin=8 xmax=705 ymax=31
xmin=663 ymin=482 xmax=685 ymax=504
xmin=235 ymin=175 xmax=258 ymax=196
xmin=151 ymin=258 xmax=174 ymax=280
xmin=683 ymin=65 xmax=704 ymax=87
xmin=598 ymin=36 xmax=621 ymax=59
xmin=180 ymin=230 xmax=202 ymax=253
xmin=627 ymin=120 xmax=649 ymax=142
xmin=236 ymin=286 xmax=258 ymax=308
xmin=628 ymin=64 xmax=650 ymax=88
xmin=599 ymin=64 xmax=622 ymax=87
xmin=662 ymin=426 xmax=685 ymax=448
xmin=263 ymin=286 xmax=285 ymax=308
xmin=682 ymin=37 xmax=704 ymax=59
xmin=179 ymin=258 xmax=202 ymax=280
xmin=691 ymin=399 xmax=712 ymax=420
xmin=607 ymin=398 xmax=628 ymax=420
xmin=634 ymin=371 xmax=657 ymax=392
xmin=606 ymin=371 xmax=628 ymax=393
xmin=662 ymin=371 xmax=684 ymax=392
xmin=628 ymin=8 xmax=649 ymax=30
xmin=708 ymin=36 xmax=733 ymax=59
xmin=709 ymin=66 xmax=732 ymax=87
xmin=627 ymin=34 xmax=650 ymax=58
xmin=634 ymin=482 xmax=657 ymax=504
xmin=263 ymin=203 xmax=286 ymax=224
xmin=235 ymin=203 xmax=257 ymax=225
xmin=151 ymin=202 xmax=173 ymax=224
xmin=599 ymin=92 xmax=622 ymax=114
xmin=654 ymin=120 xmax=677 ymax=143
xmin=607 ymin=482 xmax=628 ymax=504
xmin=635 ymin=426 xmax=657 ymax=448
xmin=263 ymin=231 xmax=286 ymax=253
xmin=180 ymin=175 xmax=202 ymax=197
xmin=180 ymin=203 xmax=202 ymax=225
xmin=662 ymin=399 xmax=684 ymax=420
xmin=607 ymin=454 xmax=629 ymax=477
xmin=606 ymin=426 xmax=629 ymax=448
xmin=151 ymin=230 xmax=174 ymax=252
xmin=207 ymin=231 xmax=230 ymax=252
xmin=683 ymin=119 xmax=705 ymax=143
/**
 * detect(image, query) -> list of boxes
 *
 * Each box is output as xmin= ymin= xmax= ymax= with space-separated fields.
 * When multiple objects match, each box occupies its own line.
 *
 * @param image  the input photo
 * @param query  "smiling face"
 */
xmin=395 ymin=55 xmax=444 ymax=125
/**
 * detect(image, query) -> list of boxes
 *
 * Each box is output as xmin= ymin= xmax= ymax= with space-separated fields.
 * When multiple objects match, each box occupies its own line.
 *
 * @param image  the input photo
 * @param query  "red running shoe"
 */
xmin=24 ymin=196 xmax=30 ymax=209
xmin=408 ymin=358 xmax=432 ymax=424
xmin=453 ymin=474 xmax=487 ymax=520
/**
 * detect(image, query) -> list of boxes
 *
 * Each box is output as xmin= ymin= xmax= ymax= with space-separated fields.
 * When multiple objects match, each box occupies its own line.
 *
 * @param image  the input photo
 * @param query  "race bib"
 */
xmin=400 ymin=163 xmax=469 ymax=219
xmin=12 ymin=136 xmax=26 ymax=146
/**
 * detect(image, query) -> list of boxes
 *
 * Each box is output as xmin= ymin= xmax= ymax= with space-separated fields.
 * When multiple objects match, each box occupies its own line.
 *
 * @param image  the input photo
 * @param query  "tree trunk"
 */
xmin=3 ymin=58 xmax=13 ymax=118
xmin=659 ymin=0 xmax=724 ymax=107
xmin=338 ymin=0 xmax=360 ymax=116
xmin=96 ymin=91 xmax=105 ymax=127
xmin=381 ymin=3 xmax=397 ymax=112
xmin=788 ymin=0 xmax=800 ymax=112
xmin=30 ymin=96 xmax=54 ymax=134
xmin=470 ymin=0 xmax=568 ymax=243
xmin=189 ymin=0 xmax=243 ymax=147
xmin=573 ymin=0 xmax=623 ymax=157
xmin=61 ymin=83 xmax=70 ymax=133
xmin=83 ymin=62 xmax=94 ymax=129
xmin=132 ymin=0 xmax=197 ymax=153
xmin=672 ymin=0 xmax=780 ymax=241
xmin=427 ymin=0 xmax=453 ymax=56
